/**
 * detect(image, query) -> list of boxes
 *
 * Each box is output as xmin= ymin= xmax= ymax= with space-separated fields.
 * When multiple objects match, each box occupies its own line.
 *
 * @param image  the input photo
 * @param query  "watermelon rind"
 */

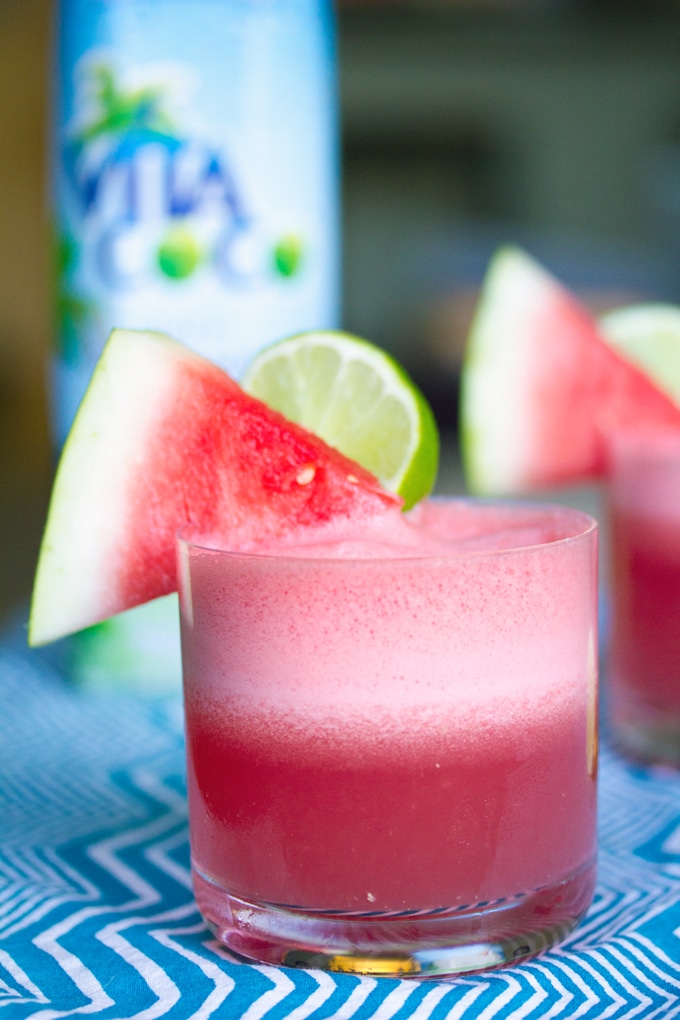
xmin=28 ymin=330 xmax=189 ymax=646
xmin=460 ymin=246 xmax=546 ymax=494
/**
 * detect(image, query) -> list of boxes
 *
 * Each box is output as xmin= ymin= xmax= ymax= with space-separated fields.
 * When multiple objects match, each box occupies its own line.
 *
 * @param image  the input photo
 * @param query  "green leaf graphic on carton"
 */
xmin=74 ymin=65 xmax=176 ymax=145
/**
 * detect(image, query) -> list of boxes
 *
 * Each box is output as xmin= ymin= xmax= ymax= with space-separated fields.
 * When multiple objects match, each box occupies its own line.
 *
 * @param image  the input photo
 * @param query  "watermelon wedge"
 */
xmin=29 ymin=329 xmax=401 ymax=646
xmin=461 ymin=246 xmax=680 ymax=494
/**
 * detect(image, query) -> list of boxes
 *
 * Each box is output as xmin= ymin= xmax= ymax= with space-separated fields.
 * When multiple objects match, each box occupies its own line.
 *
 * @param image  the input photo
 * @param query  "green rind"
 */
xmin=28 ymin=329 xmax=193 ymax=646
xmin=459 ymin=246 xmax=539 ymax=495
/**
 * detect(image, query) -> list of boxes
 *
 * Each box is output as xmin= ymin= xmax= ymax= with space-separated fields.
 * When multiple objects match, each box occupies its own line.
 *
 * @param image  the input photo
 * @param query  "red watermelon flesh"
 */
xmin=29 ymin=330 xmax=401 ymax=646
xmin=461 ymin=247 xmax=680 ymax=494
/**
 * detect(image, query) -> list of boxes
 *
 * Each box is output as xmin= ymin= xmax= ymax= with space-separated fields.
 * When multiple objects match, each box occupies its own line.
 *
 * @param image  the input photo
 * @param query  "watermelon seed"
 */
xmin=346 ymin=474 xmax=359 ymax=484
xmin=296 ymin=464 xmax=316 ymax=486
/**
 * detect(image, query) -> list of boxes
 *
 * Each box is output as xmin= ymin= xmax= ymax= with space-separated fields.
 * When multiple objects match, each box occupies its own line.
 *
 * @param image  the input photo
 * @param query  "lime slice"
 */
xmin=242 ymin=330 xmax=439 ymax=510
xmin=599 ymin=304 xmax=680 ymax=406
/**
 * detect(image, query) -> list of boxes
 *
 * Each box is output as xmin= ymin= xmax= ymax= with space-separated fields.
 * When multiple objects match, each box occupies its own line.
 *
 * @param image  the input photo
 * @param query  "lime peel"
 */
xmin=599 ymin=304 xmax=680 ymax=408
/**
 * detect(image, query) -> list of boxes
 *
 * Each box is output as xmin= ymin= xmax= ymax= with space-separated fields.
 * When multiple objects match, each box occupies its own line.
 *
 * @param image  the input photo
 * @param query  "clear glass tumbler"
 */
xmin=607 ymin=428 xmax=680 ymax=765
xmin=177 ymin=499 xmax=598 ymax=978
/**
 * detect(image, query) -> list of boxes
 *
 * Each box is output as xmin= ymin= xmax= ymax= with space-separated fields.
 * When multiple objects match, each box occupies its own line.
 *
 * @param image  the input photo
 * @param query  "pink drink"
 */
xmin=608 ymin=429 xmax=680 ymax=763
xmin=178 ymin=500 xmax=598 ymax=977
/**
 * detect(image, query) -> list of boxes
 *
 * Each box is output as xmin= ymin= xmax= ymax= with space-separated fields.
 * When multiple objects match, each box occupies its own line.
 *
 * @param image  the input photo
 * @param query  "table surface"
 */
xmin=2 ymin=612 xmax=680 ymax=1020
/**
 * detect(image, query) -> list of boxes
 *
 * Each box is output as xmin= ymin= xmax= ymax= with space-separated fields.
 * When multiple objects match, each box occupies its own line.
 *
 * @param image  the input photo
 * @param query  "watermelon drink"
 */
xmin=178 ymin=498 xmax=598 ymax=977
xmin=607 ymin=429 xmax=680 ymax=764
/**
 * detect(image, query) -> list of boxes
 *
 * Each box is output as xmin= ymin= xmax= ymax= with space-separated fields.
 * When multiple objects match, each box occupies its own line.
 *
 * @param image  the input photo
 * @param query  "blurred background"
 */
xmin=3 ymin=0 xmax=680 ymax=618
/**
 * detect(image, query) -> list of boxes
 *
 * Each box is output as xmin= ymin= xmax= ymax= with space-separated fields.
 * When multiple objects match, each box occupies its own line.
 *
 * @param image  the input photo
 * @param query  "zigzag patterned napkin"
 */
xmin=2 ymin=643 xmax=680 ymax=1018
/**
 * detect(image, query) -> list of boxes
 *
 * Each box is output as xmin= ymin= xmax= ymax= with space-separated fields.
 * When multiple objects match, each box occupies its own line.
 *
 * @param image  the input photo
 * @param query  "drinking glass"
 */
xmin=177 ymin=499 xmax=598 ymax=978
xmin=607 ymin=428 xmax=680 ymax=765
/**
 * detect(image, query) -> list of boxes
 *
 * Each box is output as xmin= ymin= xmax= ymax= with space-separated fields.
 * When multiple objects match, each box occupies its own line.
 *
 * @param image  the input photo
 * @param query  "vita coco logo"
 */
xmin=62 ymin=62 xmax=303 ymax=290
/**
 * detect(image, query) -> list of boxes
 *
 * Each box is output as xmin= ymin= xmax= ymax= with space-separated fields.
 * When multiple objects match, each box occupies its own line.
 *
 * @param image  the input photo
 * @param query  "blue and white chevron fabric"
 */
xmin=2 ymin=640 xmax=680 ymax=1019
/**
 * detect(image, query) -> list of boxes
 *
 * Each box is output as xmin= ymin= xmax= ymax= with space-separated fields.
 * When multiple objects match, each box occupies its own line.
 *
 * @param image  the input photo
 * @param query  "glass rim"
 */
xmin=176 ymin=496 xmax=597 ymax=565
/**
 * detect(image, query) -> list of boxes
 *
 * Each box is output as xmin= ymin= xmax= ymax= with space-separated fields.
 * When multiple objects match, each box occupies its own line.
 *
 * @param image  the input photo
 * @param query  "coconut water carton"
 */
xmin=51 ymin=0 xmax=339 ymax=690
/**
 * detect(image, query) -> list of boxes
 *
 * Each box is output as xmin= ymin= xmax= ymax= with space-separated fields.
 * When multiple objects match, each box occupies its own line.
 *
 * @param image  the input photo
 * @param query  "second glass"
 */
xmin=178 ymin=499 xmax=598 ymax=978
xmin=607 ymin=428 xmax=680 ymax=764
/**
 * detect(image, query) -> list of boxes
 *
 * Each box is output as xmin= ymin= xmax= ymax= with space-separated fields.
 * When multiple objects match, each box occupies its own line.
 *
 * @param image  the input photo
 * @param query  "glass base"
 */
xmin=193 ymin=860 xmax=596 ymax=978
